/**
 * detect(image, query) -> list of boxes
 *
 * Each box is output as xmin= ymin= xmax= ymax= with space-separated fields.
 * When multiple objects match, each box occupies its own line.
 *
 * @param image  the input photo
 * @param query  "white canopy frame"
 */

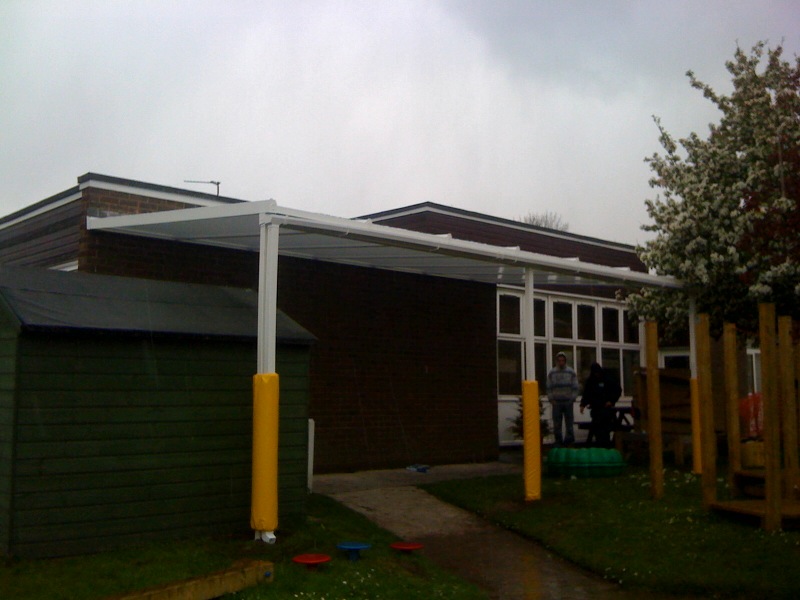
xmin=88 ymin=200 xmax=681 ymax=376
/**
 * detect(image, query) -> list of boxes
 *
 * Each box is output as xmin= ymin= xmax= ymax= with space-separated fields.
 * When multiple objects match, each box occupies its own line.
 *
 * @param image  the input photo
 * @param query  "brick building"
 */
xmin=0 ymin=173 xmax=678 ymax=472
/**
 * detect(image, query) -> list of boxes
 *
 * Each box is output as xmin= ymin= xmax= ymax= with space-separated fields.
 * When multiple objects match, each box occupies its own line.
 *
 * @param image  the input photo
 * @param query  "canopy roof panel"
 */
xmin=87 ymin=200 xmax=681 ymax=290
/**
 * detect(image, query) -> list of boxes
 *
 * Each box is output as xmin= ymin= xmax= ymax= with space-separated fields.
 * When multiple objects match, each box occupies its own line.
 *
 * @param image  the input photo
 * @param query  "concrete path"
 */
xmin=313 ymin=461 xmax=686 ymax=600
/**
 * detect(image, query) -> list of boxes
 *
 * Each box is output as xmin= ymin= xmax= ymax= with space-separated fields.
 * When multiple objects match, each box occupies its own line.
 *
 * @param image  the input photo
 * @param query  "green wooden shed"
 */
xmin=0 ymin=266 xmax=314 ymax=558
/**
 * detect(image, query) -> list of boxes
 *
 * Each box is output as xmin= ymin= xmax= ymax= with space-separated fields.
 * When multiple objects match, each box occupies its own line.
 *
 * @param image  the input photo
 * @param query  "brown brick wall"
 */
xmin=278 ymin=257 xmax=499 ymax=472
xmin=83 ymin=187 xmax=196 ymax=218
xmin=81 ymin=231 xmax=259 ymax=287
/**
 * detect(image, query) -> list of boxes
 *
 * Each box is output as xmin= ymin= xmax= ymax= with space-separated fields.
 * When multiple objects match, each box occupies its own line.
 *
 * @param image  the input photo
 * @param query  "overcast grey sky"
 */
xmin=2 ymin=1 xmax=798 ymax=244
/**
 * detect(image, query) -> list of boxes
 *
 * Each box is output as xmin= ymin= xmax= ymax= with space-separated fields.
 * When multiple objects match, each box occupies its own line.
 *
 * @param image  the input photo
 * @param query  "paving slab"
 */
xmin=315 ymin=462 xmax=697 ymax=599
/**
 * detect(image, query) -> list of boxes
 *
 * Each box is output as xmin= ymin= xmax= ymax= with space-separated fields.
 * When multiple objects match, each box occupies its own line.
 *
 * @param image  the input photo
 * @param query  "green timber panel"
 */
xmin=11 ymin=333 xmax=310 ymax=558
xmin=0 ymin=302 xmax=19 ymax=556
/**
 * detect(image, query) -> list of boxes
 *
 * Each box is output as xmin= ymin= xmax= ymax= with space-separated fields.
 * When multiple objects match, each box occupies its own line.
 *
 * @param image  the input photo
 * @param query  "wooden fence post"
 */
xmin=645 ymin=321 xmax=664 ymax=500
xmin=696 ymin=314 xmax=717 ymax=508
xmin=723 ymin=323 xmax=741 ymax=490
xmin=779 ymin=316 xmax=798 ymax=500
xmin=759 ymin=303 xmax=781 ymax=532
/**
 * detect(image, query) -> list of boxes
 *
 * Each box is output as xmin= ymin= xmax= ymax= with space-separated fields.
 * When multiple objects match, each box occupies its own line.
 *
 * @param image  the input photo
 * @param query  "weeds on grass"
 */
xmin=424 ymin=467 xmax=800 ymax=599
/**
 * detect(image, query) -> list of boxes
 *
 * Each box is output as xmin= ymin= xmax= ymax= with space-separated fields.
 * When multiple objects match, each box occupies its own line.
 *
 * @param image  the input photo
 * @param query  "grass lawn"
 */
xmin=424 ymin=466 xmax=800 ymax=599
xmin=0 ymin=494 xmax=487 ymax=600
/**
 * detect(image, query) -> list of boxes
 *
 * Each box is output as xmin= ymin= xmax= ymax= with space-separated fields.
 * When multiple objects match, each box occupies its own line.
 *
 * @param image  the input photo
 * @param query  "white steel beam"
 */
xmin=258 ymin=217 xmax=280 ymax=373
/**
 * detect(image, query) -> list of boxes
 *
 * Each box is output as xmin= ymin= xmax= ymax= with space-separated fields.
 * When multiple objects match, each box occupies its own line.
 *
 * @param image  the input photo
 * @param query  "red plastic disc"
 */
xmin=390 ymin=541 xmax=424 ymax=552
xmin=292 ymin=553 xmax=331 ymax=567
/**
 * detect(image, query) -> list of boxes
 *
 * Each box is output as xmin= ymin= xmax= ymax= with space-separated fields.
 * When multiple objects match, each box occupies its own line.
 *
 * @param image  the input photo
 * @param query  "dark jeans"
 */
xmin=551 ymin=400 xmax=575 ymax=446
xmin=587 ymin=407 xmax=614 ymax=447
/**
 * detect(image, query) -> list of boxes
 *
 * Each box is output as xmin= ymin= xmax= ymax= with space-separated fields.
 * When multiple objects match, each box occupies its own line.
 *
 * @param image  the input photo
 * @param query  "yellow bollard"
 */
xmin=522 ymin=381 xmax=541 ymax=501
xmin=252 ymin=373 xmax=280 ymax=534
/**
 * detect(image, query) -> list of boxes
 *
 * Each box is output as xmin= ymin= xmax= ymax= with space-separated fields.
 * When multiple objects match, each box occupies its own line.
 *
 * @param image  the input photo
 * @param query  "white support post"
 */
xmin=688 ymin=297 xmax=698 ymax=378
xmin=254 ymin=216 xmax=280 ymax=544
xmin=688 ymin=296 xmax=702 ymax=474
xmin=258 ymin=217 xmax=280 ymax=374
xmin=523 ymin=268 xmax=536 ymax=381
xmin=522 ymin=268 xmax=542 ymax=501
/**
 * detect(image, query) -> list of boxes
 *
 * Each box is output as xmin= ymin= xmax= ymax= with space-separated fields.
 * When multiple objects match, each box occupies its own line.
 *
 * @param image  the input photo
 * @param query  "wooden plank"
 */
xmin=106 ymin=559 xmax=273 ymax=600
xmin=710 ymin=499 xmax=800 ymax=521
xmin=9 ymin=332 xmax=310 ymax=557
xmin=645 ymin=321 xmax=663 ymax=500
xmin=15 ymin=420 xmax=252 ymax=442
xmin=13 ymin=477 xmax=251 ymax=510
xmin=759 ymin=303 xmax=781 ymax=531
xmin=14 ymin=434 xmax=253 ymax=460
xmin=779 ymin=316 xmax=798 ymax=500
xmin=13 ymin=492 xmax=251 ymax=528
xmin=0 ymin=320 xmax=17 ymax=556
xmin=697 ymin=314 xmax=717 ymax=508
xmin=13 ymin=506 xmax=252 ymax=548
xmin=13 ymin=466 xmax=249 ymax=493
xmin=723 ymin=322 xmax=741 ymax=491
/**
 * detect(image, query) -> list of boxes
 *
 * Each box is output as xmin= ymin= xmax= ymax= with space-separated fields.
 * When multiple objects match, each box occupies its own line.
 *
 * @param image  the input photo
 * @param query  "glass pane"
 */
xmin=601 ymin=348 xmax=621 ymax=384
xmin=622 ymin=350 xmax=640 ymax=396
xmin=576 ymin=346 xmax=598 ymax=391
xmin=498 ymin=340 xmax=523 ymax=395
xmin=534 ymin=298 xmax=546 ymax=337
xmin=602 ymin=307 xmax=619 ymax=342
xmin=577 ymin=304 xmax=596 ymax=340
xmin=553 ymin=301 xmax=573 ymax=339
xmin=534 ymin=342 xmax=548 ymax=385
xmin=623 ymin=310 xmax=639 ymax=343
xmin=499 ymin=295 xmax=521 ymax=334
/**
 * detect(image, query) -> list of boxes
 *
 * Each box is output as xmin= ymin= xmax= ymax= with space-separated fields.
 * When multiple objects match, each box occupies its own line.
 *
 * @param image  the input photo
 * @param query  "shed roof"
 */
xmin=0 ymin=266 xmax=314 ymax=343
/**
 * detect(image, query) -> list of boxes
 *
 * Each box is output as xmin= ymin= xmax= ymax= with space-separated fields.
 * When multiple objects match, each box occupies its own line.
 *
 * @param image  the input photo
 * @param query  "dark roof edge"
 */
xmin=361 ymin=201 xmax=639 ymax=252
xmin=0 ymin=185 xmax=81 ymax=226
xmin=78 ymin=173 xmax=245 ymax=205
xmin=19 ymin=323 xmax=314 ymax=345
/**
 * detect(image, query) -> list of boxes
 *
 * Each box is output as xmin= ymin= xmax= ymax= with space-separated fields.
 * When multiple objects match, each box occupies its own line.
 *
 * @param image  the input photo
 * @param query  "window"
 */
xmin=577 ymin=304 xmax=596 ymax=340
xmin=498 ymin=340 xmax=523 ymax=395
xmin=497 ymin=291 xmax=642 ymax=399
xmin=553 ymin=302 xmax=573 ymax=338
xmin=499 ymin=294 xmax=520 ymax=334
xmin=602 ymin=348 xmax=621 ymax=385
xmin=534 ymin=298 xmax=546 ymax=337
xmin=576 ymin=346 xmax=598 ymax=388
xmin=622 ymin=350 xmax=640 ymax=395
xmin=623 ymin=310 xmax=639 ymax=343
xmin=534 ymin=342 xmax=548 ymax=384
xmin=602 ymin=307 xmax=619 ymax=342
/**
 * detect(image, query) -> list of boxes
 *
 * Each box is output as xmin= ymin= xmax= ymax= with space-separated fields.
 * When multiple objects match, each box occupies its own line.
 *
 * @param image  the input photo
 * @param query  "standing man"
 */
xmin=547 ymin=351 xmax=579 ymax=447
xmin=580 ymin=362 xmax=622 ymax=448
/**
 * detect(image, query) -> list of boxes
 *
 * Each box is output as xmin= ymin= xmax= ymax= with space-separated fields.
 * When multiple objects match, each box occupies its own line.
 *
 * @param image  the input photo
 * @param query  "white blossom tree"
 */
xmin=627 ymin=42 xmax=800 ymax=338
